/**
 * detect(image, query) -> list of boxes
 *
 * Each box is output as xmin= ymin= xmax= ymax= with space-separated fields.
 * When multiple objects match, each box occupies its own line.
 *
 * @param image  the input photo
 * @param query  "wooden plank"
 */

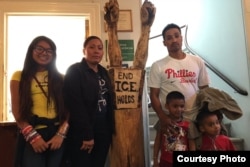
xmin=0 ymin=123 xmax=18 ymax=167
xmin=108 ymin=68 xmax=145 ymax=167
xmin=110 ymin=68 xmax=143 ymax=109
xmin=109 ymin=108 xmax=145 ymax=167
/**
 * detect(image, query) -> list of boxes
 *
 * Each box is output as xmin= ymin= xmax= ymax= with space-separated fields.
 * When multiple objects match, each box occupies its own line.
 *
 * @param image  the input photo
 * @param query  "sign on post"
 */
xmin=112 ymin=68 xmax=142 ymax=109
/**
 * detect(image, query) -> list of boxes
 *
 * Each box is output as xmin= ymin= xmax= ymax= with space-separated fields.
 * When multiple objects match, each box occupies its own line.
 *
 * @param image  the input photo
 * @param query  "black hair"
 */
xmin=162 ymin=23 xmax=181 ymax=40
xmin=83 ymin=35 xmax=102 ymax=48
xmin=196 ymin=105 xmax=223 ymax=127
xmin=166 ymin=91 xmax=185 ymax=104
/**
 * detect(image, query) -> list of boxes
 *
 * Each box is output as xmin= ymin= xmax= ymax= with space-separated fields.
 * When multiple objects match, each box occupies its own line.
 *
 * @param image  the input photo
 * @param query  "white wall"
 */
xmin=187 ymin=0 xmax=250 ymax=150
xmin=146 ymin=0 xmax=250 ymax=150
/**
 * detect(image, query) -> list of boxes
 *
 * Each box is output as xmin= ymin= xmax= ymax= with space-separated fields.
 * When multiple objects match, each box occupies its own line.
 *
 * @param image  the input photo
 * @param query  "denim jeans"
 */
xmin=22 ymin=143 xmax=64 ymax=167
xmin=22 ymin=126 xmax=64 ymax=167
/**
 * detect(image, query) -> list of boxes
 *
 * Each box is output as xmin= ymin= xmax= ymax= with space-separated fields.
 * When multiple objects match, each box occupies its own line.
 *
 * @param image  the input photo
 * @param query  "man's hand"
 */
xmin=159 ymin=114 xmax=178 ymax=135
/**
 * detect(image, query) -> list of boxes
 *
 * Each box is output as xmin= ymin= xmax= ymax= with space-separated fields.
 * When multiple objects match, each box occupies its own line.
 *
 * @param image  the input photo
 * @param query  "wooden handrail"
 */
xmin=149 ymin=25 xmax=248 ymax=96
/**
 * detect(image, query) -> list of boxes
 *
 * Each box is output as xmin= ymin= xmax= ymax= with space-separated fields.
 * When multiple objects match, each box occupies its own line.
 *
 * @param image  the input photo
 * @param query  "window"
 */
xmin=0 ymin=1 xmax=101 ymax=121
xmin=6 ymin=15 xmax=86 ymax=121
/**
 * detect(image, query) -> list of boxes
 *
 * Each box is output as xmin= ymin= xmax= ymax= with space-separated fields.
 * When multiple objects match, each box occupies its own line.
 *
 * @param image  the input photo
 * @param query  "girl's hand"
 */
xmin=31 ymin=137 xmax=48 ymax=153
xmin=47 ymin=134 xmax=64 ymax=150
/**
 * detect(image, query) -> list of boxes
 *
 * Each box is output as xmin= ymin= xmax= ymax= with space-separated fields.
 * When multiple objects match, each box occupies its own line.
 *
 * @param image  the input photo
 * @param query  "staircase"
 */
xmin=147 ymin=109 xmax=244 ymax=166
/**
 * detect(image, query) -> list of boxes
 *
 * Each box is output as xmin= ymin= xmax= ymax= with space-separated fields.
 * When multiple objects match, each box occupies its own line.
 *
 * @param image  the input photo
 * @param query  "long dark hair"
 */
xmin=19 ymin=36 xmax=66 ymax=123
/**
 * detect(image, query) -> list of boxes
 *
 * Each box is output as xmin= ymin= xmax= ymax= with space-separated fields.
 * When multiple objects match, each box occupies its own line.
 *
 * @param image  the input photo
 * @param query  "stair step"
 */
xmin=148 ymin=111 xmax=158 ymax=125
xmin=230 ymin=137 xmax=244 ymax=150
xmin=149 ymin=125 xmax=156 ymax=141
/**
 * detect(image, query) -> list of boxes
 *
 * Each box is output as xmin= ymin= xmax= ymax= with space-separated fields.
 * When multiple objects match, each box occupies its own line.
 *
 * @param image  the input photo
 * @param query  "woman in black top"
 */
xmin=63 ymin=36 xmax=115 ymax=167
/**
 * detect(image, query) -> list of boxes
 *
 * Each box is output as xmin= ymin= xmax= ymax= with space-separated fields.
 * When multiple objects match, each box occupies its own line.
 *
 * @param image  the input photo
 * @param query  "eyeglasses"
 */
xmin=34 ymin=46 xmax=54 ymax=56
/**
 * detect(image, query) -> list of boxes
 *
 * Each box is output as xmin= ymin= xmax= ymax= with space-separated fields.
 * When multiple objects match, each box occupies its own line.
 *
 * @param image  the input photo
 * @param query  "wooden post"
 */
xmin=108 ymin=68 xmax=145 ymax=167
xmin=104 ymin=0 xmax=155 ymax=166
xmin=104 ymin=0 xmax=122 ymax=68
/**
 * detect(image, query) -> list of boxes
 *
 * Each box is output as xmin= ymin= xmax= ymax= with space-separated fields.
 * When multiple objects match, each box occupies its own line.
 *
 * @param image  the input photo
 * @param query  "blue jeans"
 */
xmin=22 ymin=143 xmax=64 ymax=167
xmin=22 ymin=127 xmax=64 ymax=167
